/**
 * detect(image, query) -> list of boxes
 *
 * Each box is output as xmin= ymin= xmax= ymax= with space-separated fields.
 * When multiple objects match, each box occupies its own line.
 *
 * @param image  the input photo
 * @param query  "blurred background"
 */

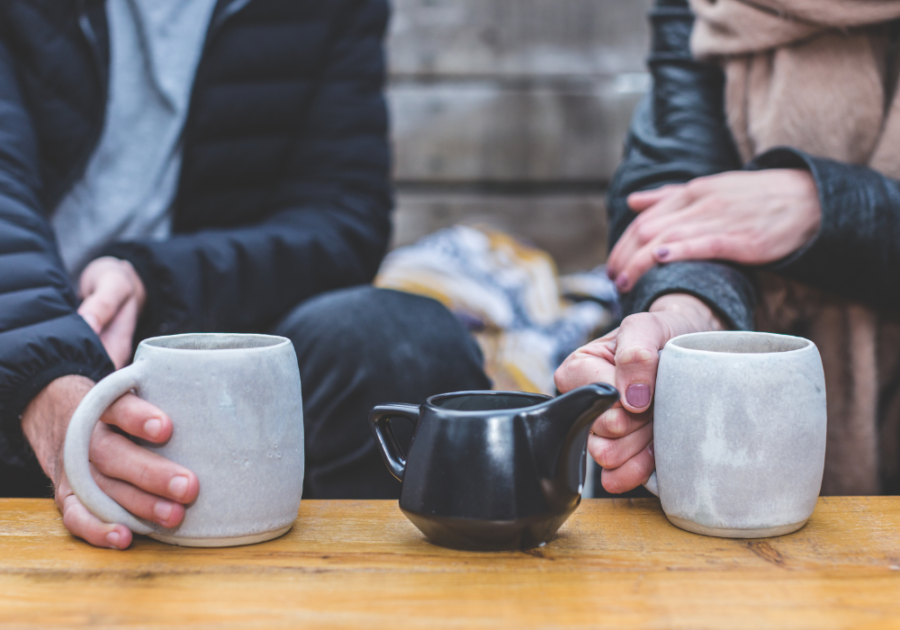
xmin=386 ymin=0 xmax=655 ymax=272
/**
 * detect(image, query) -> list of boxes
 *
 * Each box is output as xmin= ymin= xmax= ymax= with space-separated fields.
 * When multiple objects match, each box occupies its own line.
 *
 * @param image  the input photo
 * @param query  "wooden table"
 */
xmin=1 ymin=498 xmax=898 ymax=629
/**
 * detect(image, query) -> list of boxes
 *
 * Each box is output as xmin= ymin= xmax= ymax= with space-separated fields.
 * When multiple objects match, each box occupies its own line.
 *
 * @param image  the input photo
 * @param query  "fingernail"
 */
xmin=106 ymin=531 xmax=122 ymax=548
xmin=154 ymin=500 xmax=174 ymax=522
xmin=626 ymin=383 xmax=651 ymax=408
xmin=615 ymin=274 xmax=630 ymax=291
xmin=656 ymin=247 xmax=670 ymax=260
xmin=169 ymin=476 xmax=189 ymax=500
xmin=143 ymin=418 xmax=162 ymax=439
xmin=648 ymin=442 xmax=655 ymax=458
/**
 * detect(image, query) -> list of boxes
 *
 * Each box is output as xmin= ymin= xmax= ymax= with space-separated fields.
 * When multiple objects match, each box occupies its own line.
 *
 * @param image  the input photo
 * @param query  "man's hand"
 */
xmin=607 ymin=170 xmax=822 ymax=291
xmin=78 ymin=257 xmax=147 ymax=369
xmin=21 ymin=375 xmax=199 ymax=549
xmin=554 ymin=294 xmax=725 ymax=494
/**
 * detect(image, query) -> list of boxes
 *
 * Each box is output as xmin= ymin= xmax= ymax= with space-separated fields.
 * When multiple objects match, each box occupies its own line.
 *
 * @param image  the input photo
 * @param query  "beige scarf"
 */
xmin=690 ymin=0 xmax=900 ymax=495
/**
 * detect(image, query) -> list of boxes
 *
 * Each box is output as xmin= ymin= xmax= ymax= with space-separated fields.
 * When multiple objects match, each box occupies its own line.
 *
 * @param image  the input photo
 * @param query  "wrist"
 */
xmin=648 ymin=293 xmax=727 ymax=333
xmin=21 ymin=375 xmax=94 ymax=484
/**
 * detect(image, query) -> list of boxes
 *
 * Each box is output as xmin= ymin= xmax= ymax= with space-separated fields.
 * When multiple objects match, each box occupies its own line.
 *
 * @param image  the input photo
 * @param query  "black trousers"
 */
xmin=0 ymin=286 xmax=491 ymax=499
xmin=274 ymin=286 xmax=491 ymax=498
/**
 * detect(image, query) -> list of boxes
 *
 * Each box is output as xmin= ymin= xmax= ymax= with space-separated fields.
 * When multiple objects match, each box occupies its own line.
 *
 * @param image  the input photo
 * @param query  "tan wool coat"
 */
xmin=689 ymin=0 xmax=900 ymax=495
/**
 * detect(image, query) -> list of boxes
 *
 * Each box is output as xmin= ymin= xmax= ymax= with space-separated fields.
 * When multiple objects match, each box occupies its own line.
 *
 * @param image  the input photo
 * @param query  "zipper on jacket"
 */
xmin=49 ymin=0 xmax=253 ymax=220
xmin=56 ymin=0 xmax=254 ymax=213
xmin=52 ymin=0 xmax=109 ymax=212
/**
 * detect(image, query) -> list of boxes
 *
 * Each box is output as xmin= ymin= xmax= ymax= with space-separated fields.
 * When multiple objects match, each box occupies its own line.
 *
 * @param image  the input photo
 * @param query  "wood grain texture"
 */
xmin=393 ymin=191 xmax=608 ymax=272
xmin=1 ymin=498 xmax=899 ymax=629
xmin=389 ymin=79 xmax=644 ymax=183
xmin=386 ymin=0 xmax=653 ymax=261
xmin=388 ymin=0 xmax=654 ymax=78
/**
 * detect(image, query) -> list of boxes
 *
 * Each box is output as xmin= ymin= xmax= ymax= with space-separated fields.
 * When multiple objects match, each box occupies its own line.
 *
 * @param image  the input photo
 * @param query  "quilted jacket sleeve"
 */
xmin=0 ymin=37 xmax=114 ymax=467
xmin=607 ymin=0 xmax=756 ymax=330
xmin=103 ymin=0 xmax=393 ymax=339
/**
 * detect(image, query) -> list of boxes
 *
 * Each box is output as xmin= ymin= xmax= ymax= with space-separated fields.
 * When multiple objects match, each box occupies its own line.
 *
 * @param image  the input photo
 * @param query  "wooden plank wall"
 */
xmin=387 ymin=0 xmax=655 ymax=272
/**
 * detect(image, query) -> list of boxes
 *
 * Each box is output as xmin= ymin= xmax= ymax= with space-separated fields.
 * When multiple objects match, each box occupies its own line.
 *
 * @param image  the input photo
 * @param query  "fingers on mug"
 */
xmin=63 ymin=363 xmax=156 ymax=534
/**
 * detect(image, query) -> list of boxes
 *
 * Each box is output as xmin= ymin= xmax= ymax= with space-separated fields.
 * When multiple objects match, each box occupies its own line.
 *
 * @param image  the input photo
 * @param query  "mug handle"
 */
xmin=63 ymin=363 xmax=156 ymax=535
xmin=368 ymin=403 xmax=420 ymax=481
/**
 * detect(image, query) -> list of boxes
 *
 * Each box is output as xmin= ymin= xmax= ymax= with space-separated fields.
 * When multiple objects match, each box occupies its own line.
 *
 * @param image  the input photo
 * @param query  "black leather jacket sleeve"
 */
xmin=102 ymin=0 xmax=392 ymax=339
xmin=617 ymin=0 xmax=900 ymax=323
xmin=608 ymin=0 xmax=756 ymax=330
xmin=0 ymin=36 xmax=114 ymax=466
xmin=750 ymin=148 xmax=900 ymax=314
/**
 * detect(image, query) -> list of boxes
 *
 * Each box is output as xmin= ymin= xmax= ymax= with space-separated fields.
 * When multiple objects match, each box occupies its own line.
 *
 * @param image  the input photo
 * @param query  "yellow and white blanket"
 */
xmin=375 ymin=226 xmax=618 ymax=395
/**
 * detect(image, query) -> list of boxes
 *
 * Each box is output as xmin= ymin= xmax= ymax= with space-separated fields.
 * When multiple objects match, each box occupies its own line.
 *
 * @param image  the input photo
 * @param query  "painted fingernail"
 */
xmin=656 ymin=247 xmax=670 ymax=260
xmin=106 ymin=531 xmax=122 ymax=548
xmin=154 ymin=500 xmax=174 ymax=522
xmin=143 ymin=418 xmax=162 ymax=439
xmin=615 ymin=274 xmax=630 ymax=291
xmin=169 ymin=476 xmax=189 ymax=500
xmin=626 ymin=383 xmax=651 ymax=408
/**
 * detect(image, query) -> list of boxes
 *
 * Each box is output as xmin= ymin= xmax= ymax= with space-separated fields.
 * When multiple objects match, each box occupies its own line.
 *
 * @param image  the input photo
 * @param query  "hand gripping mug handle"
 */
xmin=368 ymin=403 xmax=420 ymax=481
xmin=63 ymin=363 xmax=156 ymax=535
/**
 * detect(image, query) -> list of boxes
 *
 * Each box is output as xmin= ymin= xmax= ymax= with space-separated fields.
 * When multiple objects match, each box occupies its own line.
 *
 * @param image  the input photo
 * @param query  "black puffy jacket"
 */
xmin=0 ymin=0 xmax=391 ymax=494
xmin=611 ymin=0 xmax=900 ymax=328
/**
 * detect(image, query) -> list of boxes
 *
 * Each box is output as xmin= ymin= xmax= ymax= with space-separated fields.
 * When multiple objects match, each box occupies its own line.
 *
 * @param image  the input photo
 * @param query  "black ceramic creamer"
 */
xmin=368 ymin=384 xmax=618 ymax=551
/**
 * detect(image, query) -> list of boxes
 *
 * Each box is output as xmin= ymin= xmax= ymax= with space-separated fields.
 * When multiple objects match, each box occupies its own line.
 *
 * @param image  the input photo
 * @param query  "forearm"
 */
xmin=20 ymin=375 xmax=93 ymax=483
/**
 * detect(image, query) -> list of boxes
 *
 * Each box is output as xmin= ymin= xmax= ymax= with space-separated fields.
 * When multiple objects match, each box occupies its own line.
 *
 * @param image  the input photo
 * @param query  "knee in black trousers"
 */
xmin=273 ymin=286 xmax=491 ymax=499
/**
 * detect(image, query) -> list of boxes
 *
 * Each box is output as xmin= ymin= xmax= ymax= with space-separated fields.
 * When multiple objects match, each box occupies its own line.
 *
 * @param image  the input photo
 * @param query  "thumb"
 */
xmin=78 ymin=275 xmax=131 ymax=334
xmin=613 ymin=313 xmax=669 ymax=413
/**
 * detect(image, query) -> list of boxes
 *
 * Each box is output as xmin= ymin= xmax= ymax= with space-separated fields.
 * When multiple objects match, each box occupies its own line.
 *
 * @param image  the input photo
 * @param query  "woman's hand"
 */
xmin=554 ymin=294 xmax=725 ymax=494
xmin=607 ymin=169 xmax=822 ymax=291
xmin=78 ymin=257 xmax=147 ymax=369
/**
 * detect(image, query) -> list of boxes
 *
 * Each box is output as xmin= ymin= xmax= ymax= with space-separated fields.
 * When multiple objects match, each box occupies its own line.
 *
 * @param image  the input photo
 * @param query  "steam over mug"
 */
xmin=644 ymin=331 xmax=827 ymax=538
xmin=64 ymin=333 xmax=305 ymax=547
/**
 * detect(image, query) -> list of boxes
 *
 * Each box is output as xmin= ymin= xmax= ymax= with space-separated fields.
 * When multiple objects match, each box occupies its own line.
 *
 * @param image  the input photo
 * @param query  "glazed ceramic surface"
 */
xmin=647 ymin=331 xmax=826 ymax=538
xmin=64 ymin=333 xmax=304 ymax=547
xmin=369 ymin=384 xmax=619 ymax=550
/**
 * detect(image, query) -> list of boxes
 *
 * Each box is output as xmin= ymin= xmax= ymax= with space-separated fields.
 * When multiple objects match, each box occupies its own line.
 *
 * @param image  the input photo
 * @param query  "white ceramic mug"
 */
xmin=64 ymin=333 xmax=305 ymax=547
xmin=644 ymin=331 xmax=827 ymax=538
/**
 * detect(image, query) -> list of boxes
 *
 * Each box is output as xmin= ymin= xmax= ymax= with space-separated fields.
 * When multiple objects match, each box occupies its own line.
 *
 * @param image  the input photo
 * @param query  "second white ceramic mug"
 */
xmin=644 ymin=331 xmax=827 ymax=538
xmin=64 ymin=333 xmax=305 ymax=547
